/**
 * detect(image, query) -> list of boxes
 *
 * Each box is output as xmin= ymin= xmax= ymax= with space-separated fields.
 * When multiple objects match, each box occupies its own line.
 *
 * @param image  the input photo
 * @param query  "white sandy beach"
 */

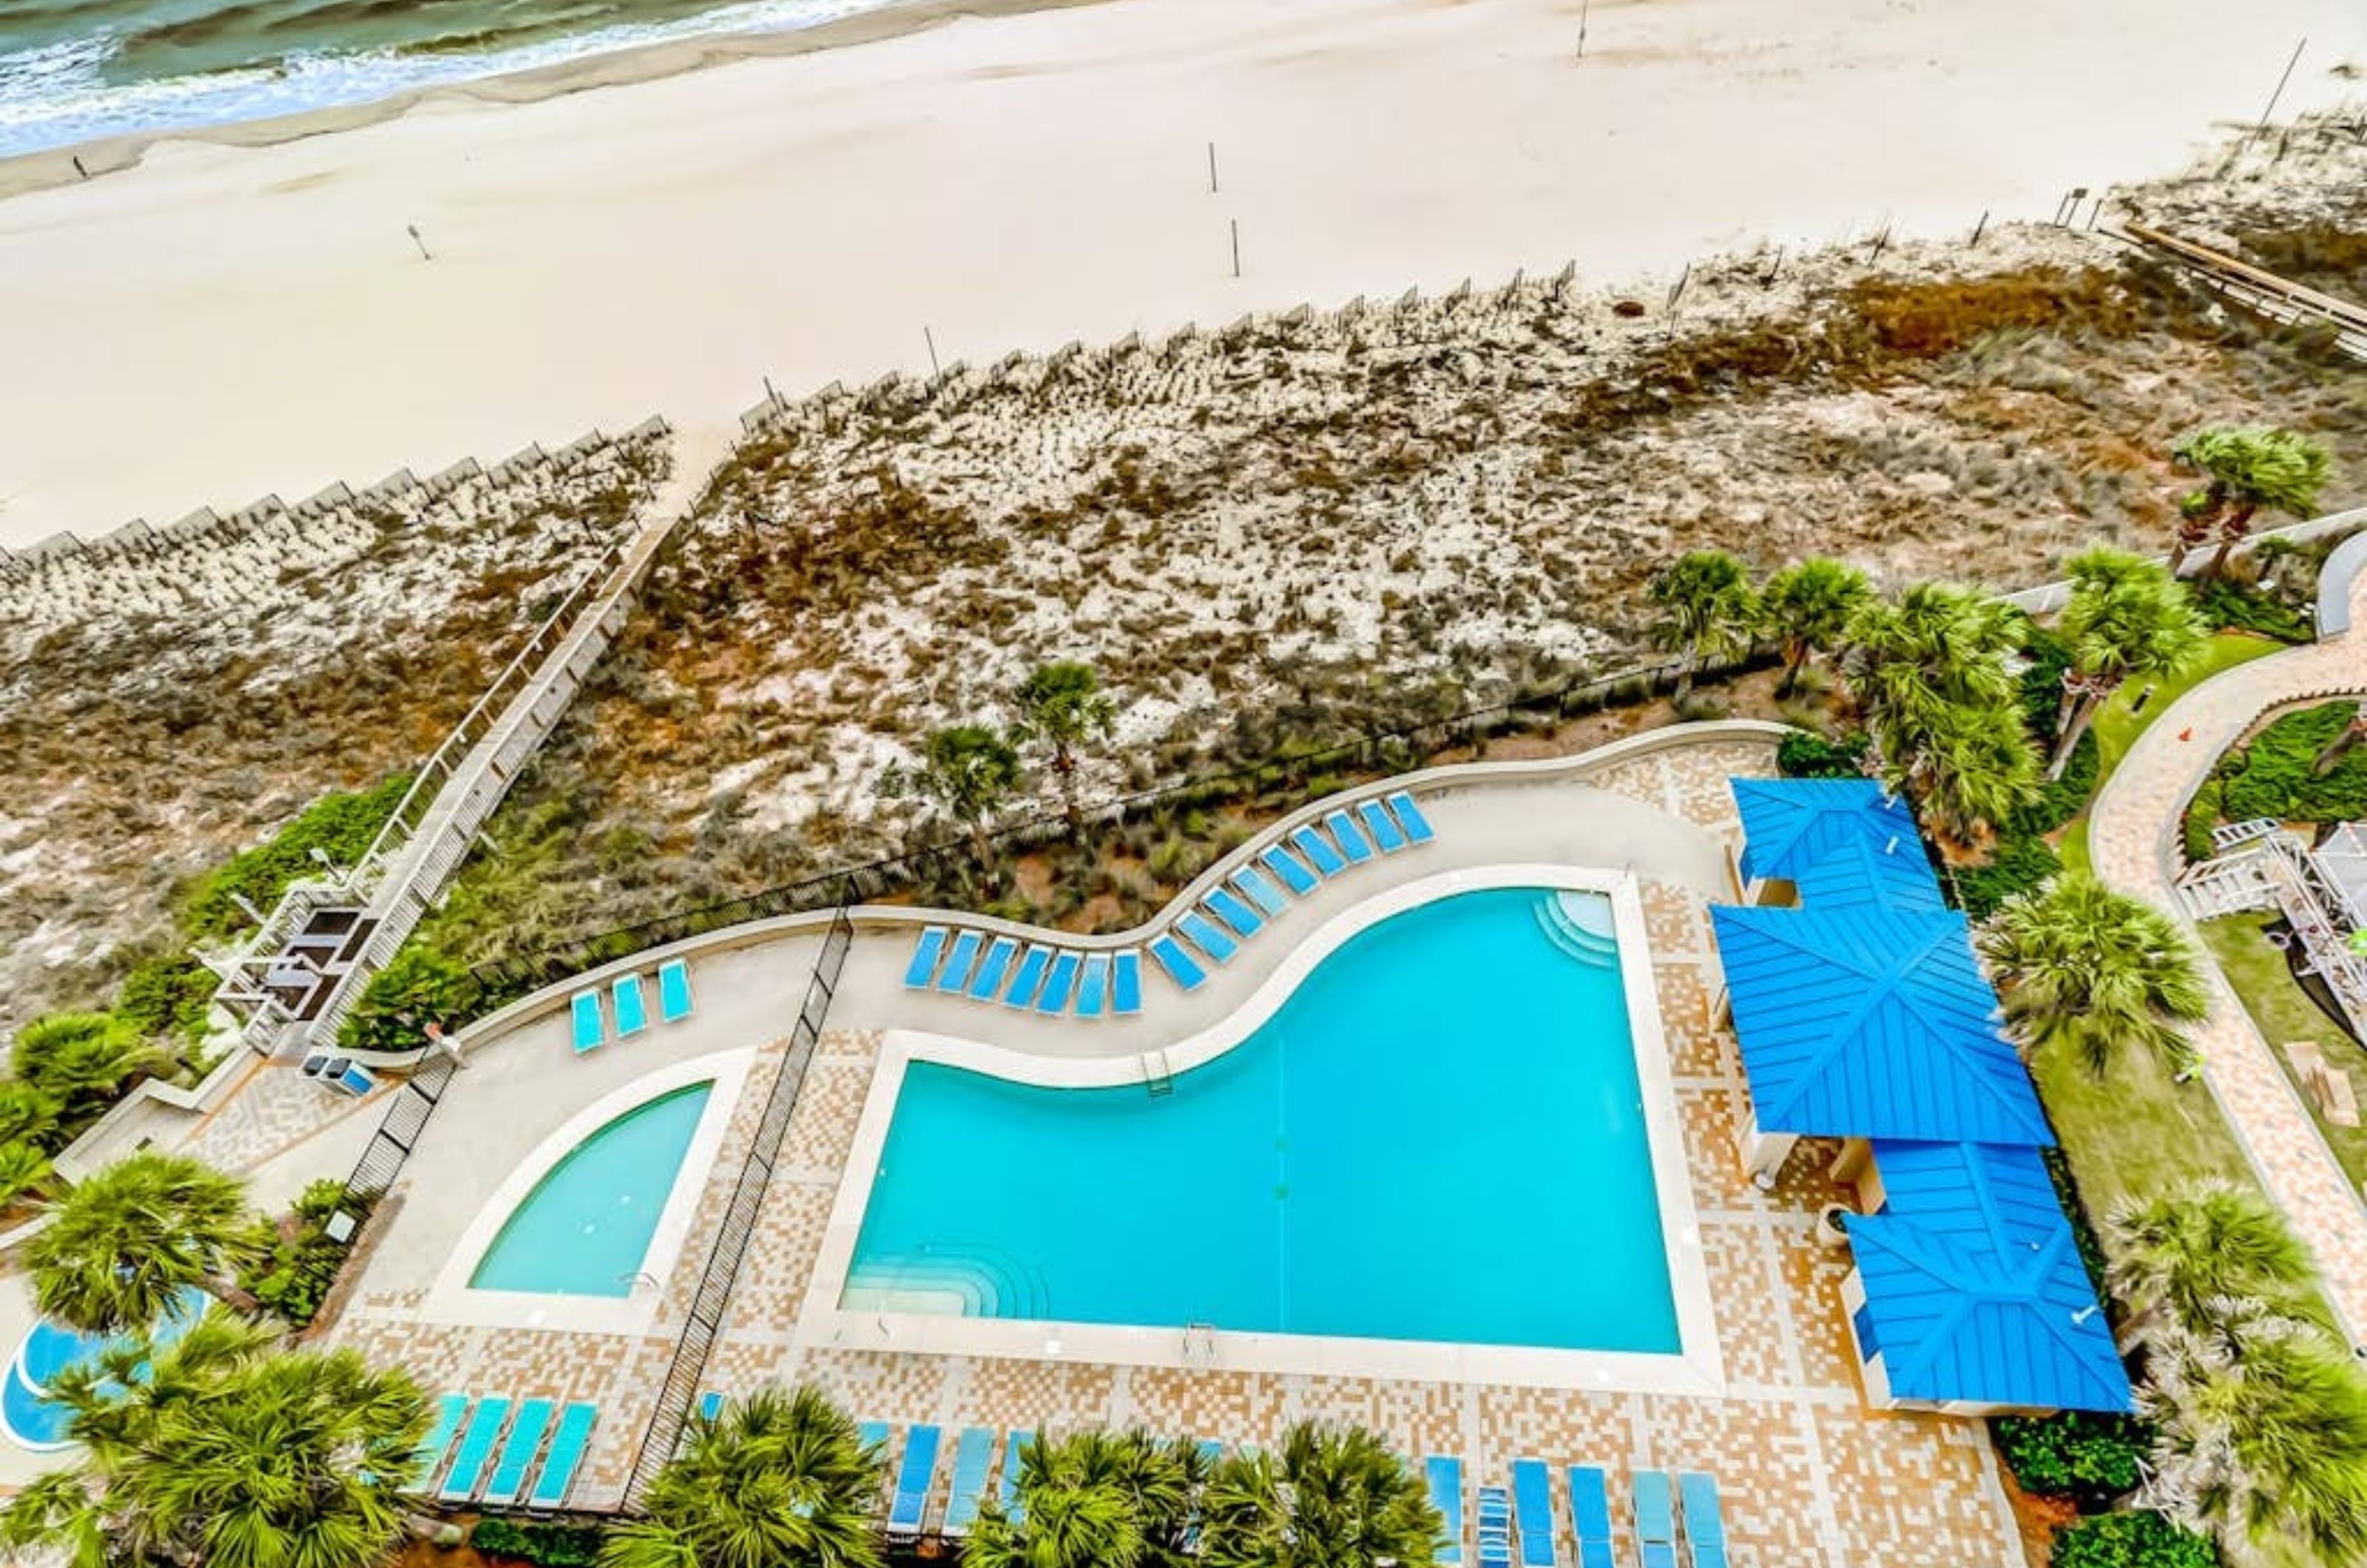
xmin=0 ymin=0 xmax=2361 ymax=547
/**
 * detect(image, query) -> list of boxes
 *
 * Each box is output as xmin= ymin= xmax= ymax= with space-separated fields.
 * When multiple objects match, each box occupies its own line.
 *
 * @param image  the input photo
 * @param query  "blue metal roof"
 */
xmin=1849 ymin=1140 xmax=2132 ymax=1412
xmin=1732 ymin=778 xmax=1945 ymax=913
xmin=1709 ymin=905 xmax=2053 ymax=1145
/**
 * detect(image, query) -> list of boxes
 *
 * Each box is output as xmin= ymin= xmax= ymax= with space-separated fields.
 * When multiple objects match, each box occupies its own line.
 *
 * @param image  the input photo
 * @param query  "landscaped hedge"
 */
xmin=1776 ymin=729 xmax=1871 ymax=779
xmin=2050 ymin=1510 xmax=2220 ymax=1568
xmin=2216 ymin=702 xmax=2367 ymax=826
xmin=2194 ymin=575 xmax=2312 ymax=645
xmin=183 ymin=772 xmax=416 ymax=942
xmin=1994 ymin=1410 xmax=2155 ymax=1508
xmin=2182 ymin=776 xmax=2226 ymax=864
xmin=470 ymin=1518 xmax=605 ymax=1567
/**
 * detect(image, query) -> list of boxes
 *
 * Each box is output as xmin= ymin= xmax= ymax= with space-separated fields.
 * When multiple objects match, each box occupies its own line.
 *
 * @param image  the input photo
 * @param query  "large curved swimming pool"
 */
xmin=844 ymin=886 xmax=1681 ymax=1353
xmin=469 ymin=1081 xmax=714 ymax=1297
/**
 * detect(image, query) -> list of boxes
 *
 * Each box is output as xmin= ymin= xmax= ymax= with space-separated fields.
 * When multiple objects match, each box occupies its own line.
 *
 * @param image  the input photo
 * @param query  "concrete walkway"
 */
xmin=2085 ymin=563 xmax=2367 ymax=1342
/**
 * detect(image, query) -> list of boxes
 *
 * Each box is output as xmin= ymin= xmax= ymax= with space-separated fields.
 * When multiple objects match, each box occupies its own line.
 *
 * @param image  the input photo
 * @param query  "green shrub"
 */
xmin=2050 ymin=1510 xmax=2219 ymax=1568
xmin=2182 ymin=777 xmax=2226 ymax=863
xmin=2019 ymin=728 xmax=2100 ymax=837
xmin=183 ymin=772 xmax=414 ymax=941
xmin=2218 ymin=703 xmax=2367 ymax=825
xmin=470 ymin=1518 xmax=607 ymax=1567
xmin=337 ymin=943 xmax=469 ymax=1054
xmin=2193 ymin=576 xmax=2311 ymax=644
xmin=1777 ymin=730 xmax=1871 ymax=779
xmin=1996 ymin=1411 xmax=2155 ymax=1507
xmin=112 ymin=951 xmax=217 ymax=1049
xmin=1949 ymin=831 xmax=2062 ymax=921
xmin=240 ymin=1180 xmax=374 ymax=1328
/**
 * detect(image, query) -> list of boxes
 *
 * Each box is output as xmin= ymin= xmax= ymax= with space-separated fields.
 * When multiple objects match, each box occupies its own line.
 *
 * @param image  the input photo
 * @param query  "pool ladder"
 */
xmin=1141 ymin=1048 xmax=1175 ymax=1098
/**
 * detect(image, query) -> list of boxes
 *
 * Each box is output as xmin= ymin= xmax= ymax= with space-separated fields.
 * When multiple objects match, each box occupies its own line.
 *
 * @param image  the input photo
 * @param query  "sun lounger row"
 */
xmin=1434 ymin=1459 xmax=1728 ymax=1568
xmin=903 ymin=930 xmax=1144 ymax=1020
xmin=1150 ymin=790 xmax=1437 ymax=994
xmin=411 ymin=1392 xmax=598 ymax=1510
xmin=571 ymin=957 xmax=692 ymax=1053
xmin=814 ymin=1419 xmax=1034 ymax=1540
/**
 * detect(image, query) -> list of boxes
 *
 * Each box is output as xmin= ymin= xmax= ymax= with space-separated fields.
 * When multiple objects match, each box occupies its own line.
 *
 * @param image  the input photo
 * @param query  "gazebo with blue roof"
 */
xmin=1709 ymin=902 xmax=2053 ymax=1178
xmin=1841 ymin=1140 xmax=2133 ymax=1414
xmin=1732 ymin=777 xmax=1945 ymax=913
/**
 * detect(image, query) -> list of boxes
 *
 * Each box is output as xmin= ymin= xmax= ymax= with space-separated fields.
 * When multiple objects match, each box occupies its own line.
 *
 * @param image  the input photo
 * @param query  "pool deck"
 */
xmin=297 ymin=723 xmax=2027 ymax=1567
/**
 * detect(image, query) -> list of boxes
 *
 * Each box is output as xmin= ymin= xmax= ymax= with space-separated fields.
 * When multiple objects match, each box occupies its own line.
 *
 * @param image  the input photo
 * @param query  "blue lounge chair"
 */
xmin=568 ymin=993 xmax=603 ymax=1054
xmin=699 ymin=1391 xmax=725 ymax=1422
xmin=1477 ymin=1484 xmax=1514 ymax=1568
xmin=943 ymin=1427 xmax=995 ymax=1538
xmin=935 ymin=930 xmax=983 ymax=992
xmin=1036 ymin=952 xmax=1082 ymax=1013
xmin=1002 ymin=945 xmax=1051 ymax=1007
xmin=888 ymin=1424 xmax=941 ymax=1538
xmin=1426 ymin=1456 xmax=1465 ymax=1566
xmin=1568 ymin=1467 xmax=1614 ymax=1568
xmin=1076 ymin=953 xmax=1111 ymax=1018
xmin=968 ymin=937 xmax=1018 ymax=1000
xmin=1198 ymin=1438 xmax=1224 ymax=1464
xmin=1357 ymin=798 xmax=1409 ymax=853
xmin=1634 ymin=1472 xmax=1677 ymax=1568
xmin=1149 ymin=934 xmax=1208 ymax=991
xmin=1176 ymin=910 xmax=1237 ymax=963
xmin=1678 ymin=1473 xmax=1727 ymax=1568
xmin=1289 ymin=825 xmax=1347 ymax=876
xmin=1513 ymin=1459 xmax=1556 ymax=1567
xmin=1000 ymin=1430 xmax=1035 ymax=1521
xmin=1204 ymin=886 xmax=1265 ymax=938
xmin=481 ymin=1399 xmax=553 ymax=1507
xmin=1112 ymin=950 xmax=1144 ymax=1014
xmin=905 ymin=927 xmax=950 ymax=987
xmin=1387 ymin=790 xmax=1437 ymax=843
xmin=1260 ymin=844 xmax=1320 ymax=894
xmin=1234 ymin=866 xmax=1290 ymax=916
xmin=438 ymin=1395 xmax=513 ymax=1502
xmin=1324 ymin=809 xmax=1376 ymax=863
xmin=612 ymin=975 xmax=648 ymax=1038
xmin=658 ymin=959 xmax=693 ymax=1022
xmin=527 ymin=1403 xmax=597 ymax=1510
xmin=411 ymin=1393 xmax=470 ymax=1490
xmin=857 ymin=1422 xmax=892 ymax=1513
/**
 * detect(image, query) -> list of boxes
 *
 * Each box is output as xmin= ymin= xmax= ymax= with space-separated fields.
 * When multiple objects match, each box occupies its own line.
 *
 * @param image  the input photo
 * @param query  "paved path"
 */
xmin=2085 ymin=564 xmax=2367 ymax=1342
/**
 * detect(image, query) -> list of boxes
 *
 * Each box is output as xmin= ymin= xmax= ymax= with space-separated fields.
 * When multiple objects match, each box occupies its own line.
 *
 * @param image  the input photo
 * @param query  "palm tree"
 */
xmin=24 ymin=1151 xmax=264 ymax=1334
xmin=0 ymin=1140 xmax=55 ymax=1207
xmin=1760 ymin=557 xmax=1874 ymax=697
xmin=1647 ymin=550 xmax=1759 ymax=700
xmin=966 ymin=1429 xmax=1206 ymax=1568
xmin=604 ymin=1385 xmax=883 ymax=1568
xmin=0 ymin=1311 xmax=430 ymax=1568
xmin=1979 ymin=873 xmax=2209 ymax=1077
xmin=1012 ymin=661 xmax=1118 ymax=835
xmin=2050 ymin=549 xmax=2209 ymax=777
xmin=896 ymin=725 xmax=1023 ymax=866
xmin=2169 ymin=427 xmax=2334 ymax=584
xmin=2105 ymin=1181 xmax=2326 ymax=1354
xmin=10 ymin=1012 xmax=158 ymax=1123
xmin=2314 ymin=701 xmax=2367 ymax=777
xmin=2143 ymin=1311 xmax=2367 ymax=1568
xmin=1198 ymin=1422 xmax=1442 ymax=1568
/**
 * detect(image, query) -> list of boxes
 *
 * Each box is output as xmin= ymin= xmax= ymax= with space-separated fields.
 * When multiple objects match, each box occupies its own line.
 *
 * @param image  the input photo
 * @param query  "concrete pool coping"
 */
xmin=796 ymin=864 xmax=1726 ymax=1396
xmin=420 ymin=1047 xmax=755 ymax=1336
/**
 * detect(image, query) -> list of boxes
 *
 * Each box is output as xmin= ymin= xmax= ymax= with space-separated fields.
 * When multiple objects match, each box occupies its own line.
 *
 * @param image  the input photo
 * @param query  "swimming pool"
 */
xmin=3 ymin=1288 xmax=207 ymax=1451
xmin=843 ymin=887 xmax=1681 ymax=1354
xmin=468 ymin=1081 xmax=714 ymax=1297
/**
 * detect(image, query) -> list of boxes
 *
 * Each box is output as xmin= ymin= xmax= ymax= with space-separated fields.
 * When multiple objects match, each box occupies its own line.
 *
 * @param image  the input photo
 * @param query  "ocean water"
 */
xmin=0 ymin=0 xmax=892 ymax=158
xmin=844 ymin=888 xmax=1684 ymax=1354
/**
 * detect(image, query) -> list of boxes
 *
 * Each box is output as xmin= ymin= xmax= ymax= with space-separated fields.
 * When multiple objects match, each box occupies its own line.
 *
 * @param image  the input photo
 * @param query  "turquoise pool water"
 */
xmin=845 ymin=888 xmax=1681 ymax=1353
xmin=469 ymin=1081 xmax=713 ymax=1297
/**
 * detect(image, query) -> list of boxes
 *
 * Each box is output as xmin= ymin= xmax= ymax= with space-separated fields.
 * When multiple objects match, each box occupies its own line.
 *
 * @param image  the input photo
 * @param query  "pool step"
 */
xmin=844 ymin=1245 xmax=1053 ymax=1320
xmin=1533 ymin=892 xmax=1618 ymax=969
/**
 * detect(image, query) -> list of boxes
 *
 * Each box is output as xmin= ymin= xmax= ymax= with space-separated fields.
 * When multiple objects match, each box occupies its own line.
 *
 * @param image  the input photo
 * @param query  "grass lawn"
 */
xmin=2198 ymin=912 xmax=2367 ymax=1191
xmin=2039 ymin=633 xmax=2292 ymax=1219
xmin=2055 ymin=632 xmax=2285 ymax=877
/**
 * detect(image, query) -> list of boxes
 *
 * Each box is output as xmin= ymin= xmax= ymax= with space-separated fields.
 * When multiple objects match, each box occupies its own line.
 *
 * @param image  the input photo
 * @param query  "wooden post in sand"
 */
xmin=1576 ymin=0 xmax=1589 ymax=58
xmin=924 ymin=326 xmax=942 ymax=379
xmin=406 ymin=223 xmax=432 ymax=263
xmin=2258 ymin=37 xmax=2306 ymax=133
xmin=1969 ymin=209 xmax=1988 ymax=248
xmin=1208 ymin=142 xmax=1219 ymax=194
xmin=1231 ymin=220 xmax=1241 ymax=278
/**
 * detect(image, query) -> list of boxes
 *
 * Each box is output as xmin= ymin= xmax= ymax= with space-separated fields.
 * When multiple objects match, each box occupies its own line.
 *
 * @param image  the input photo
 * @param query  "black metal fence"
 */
xmin=451 ymin=643 xmax=1779 ymax=1025
xmin=621 ymin=892 xmax=857 ymax=1507
xmin=330 ymin=1049 xmax=459 ymax=1237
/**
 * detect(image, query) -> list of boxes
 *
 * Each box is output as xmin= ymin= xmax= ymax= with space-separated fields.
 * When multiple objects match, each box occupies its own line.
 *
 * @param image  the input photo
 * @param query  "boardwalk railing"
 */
xmin=622 ymin=891 xmax=857 ymax=1507
xmin=331 ymin=1048 xmax=459 ymax=1234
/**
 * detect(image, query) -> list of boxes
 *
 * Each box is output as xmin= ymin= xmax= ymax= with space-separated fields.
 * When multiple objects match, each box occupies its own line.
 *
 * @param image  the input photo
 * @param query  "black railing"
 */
xmin=333 ymin=1049 xmax=459 ymax=1227
xmin=452 ymin=643 xmax=1777 ymax=1023
xmin=621 ymin=890 xmax=857 ymax=1507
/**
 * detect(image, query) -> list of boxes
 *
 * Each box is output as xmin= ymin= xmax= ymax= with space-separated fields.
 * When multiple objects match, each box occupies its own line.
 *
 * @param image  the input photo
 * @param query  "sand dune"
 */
xmin=0 ymin=0 xmax=2361 ymax=547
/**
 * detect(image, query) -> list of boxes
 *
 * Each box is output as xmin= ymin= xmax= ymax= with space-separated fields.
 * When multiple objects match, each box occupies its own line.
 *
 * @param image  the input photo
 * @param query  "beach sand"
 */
xmin=0 ymin=0 xmax=2360 ymax=547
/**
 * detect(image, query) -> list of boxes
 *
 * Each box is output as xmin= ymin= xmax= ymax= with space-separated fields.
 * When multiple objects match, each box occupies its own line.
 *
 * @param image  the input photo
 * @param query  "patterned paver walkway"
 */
xmin=2085 ymin=562 xmax=2367 ymax=1342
